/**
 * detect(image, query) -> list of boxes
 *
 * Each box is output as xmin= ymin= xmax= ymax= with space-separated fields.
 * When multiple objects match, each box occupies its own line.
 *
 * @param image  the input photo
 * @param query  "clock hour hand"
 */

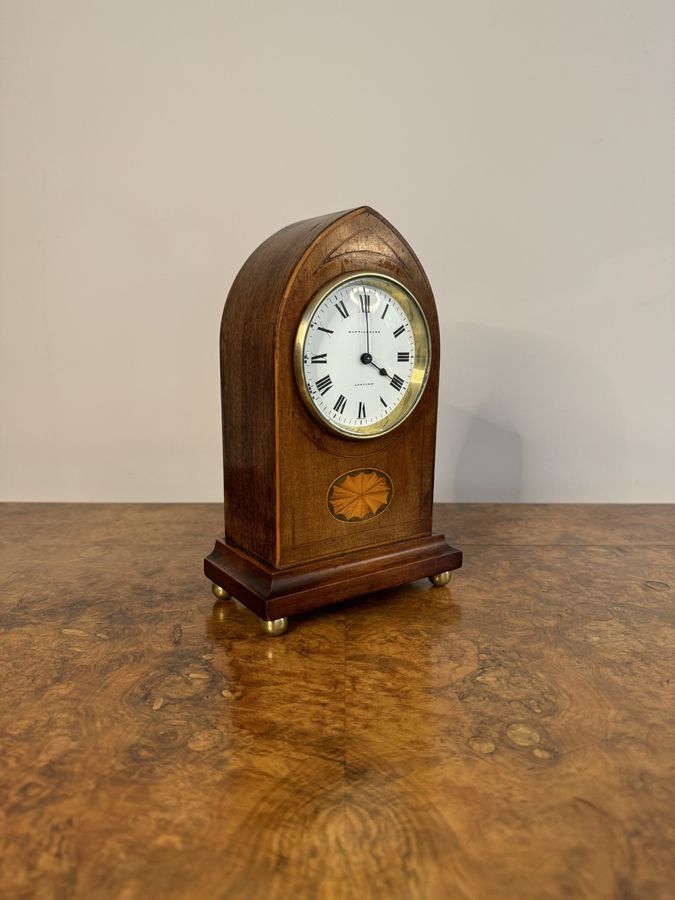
xmin=360 ymin=353 xmax=389 ymax=378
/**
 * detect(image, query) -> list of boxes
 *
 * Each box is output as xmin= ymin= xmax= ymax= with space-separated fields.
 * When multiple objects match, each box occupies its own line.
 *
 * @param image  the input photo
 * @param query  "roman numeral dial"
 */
xmin=335 ymin=300 xmax=349 ymax=319
xmin=315 ymin=374 xmax=333 ymax=395
xmin=297 ymin=273 xmax=430 ymax=438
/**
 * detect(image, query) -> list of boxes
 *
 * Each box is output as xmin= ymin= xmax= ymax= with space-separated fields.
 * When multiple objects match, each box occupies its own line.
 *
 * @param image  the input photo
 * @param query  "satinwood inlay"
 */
xmin=327 ymin=468 xmax=393 ymax=522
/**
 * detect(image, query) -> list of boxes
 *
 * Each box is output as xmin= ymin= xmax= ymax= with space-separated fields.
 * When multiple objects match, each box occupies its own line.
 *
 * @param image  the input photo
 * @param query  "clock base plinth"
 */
xmin=204 ymin=534 xmax=462 ymax=623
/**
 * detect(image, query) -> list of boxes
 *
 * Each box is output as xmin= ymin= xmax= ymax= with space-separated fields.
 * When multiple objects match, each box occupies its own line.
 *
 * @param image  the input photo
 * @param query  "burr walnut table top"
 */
xmin=1 ymin=503 xmax=674 ymax=900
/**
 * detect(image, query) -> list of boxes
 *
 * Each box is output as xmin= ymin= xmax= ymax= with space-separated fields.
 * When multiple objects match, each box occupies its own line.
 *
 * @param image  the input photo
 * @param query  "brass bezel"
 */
xmin=293 ymin=272 xmax=431 ymax=440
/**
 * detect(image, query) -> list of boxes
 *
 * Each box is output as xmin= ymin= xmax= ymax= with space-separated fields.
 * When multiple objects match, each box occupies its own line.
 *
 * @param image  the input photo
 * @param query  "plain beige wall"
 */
xmin=1 ymin=0 xmax=673 ymax=502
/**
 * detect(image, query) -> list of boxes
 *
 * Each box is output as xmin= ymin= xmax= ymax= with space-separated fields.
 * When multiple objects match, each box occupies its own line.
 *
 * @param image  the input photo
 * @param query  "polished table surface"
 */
xmin=1 ymin=503 xmax=673 ymax=899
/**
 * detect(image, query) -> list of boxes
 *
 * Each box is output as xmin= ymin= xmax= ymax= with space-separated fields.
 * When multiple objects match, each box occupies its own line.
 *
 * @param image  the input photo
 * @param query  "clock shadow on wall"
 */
xmin=441 ymin=322 xmax=627 ymax=503
xmin=204 ymin=206 xmax=462 ymax=635
xmin=452 ymin=411 xmax=523 ymax=503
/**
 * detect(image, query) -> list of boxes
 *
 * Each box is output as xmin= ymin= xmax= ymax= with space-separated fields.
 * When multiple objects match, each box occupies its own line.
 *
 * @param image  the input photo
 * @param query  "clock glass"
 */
xmin=294 ymin=273 xmax=431 ymax=438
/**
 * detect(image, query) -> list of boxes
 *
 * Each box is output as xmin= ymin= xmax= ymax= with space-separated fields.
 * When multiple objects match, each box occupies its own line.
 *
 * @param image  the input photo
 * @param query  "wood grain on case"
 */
xmin=219 ymin=209 xmax=351 ymax=564
xmin=2 ymin=502 xmax=674 ymax=899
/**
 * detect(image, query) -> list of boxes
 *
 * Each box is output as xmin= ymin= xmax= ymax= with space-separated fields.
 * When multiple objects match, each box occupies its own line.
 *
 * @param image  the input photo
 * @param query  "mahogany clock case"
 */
xmin=204 ymin=206 xmax=462 ymax=621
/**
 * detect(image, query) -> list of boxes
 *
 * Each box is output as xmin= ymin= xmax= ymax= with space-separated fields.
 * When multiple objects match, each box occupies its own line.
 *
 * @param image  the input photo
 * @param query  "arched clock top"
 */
xmin=220 ymin=206 xmax=440 ymax=369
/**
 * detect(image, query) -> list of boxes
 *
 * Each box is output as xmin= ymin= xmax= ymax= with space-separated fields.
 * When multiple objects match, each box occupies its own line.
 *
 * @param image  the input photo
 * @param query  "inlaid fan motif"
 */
xmin=327 ymin=469 xmax=393 ymax=522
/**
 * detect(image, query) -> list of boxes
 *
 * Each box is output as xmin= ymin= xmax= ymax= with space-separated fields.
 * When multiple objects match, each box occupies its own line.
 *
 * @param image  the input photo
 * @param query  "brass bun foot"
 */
xmin=260 ymin=617 xmax=288 ymax=637
xmin=429 ymin=571 xmax=452 ymax=587
xmin=211 ymin=583 xmax=231 ymax=601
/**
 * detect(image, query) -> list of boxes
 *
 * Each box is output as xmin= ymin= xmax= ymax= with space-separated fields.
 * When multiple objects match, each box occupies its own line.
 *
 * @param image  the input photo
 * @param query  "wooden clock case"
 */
xmin=204 ymin=206 xmax=462 ymax=624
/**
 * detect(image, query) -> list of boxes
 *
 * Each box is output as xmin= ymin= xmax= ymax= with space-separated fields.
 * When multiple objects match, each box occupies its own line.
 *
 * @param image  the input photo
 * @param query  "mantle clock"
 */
xmin=204 ymin=206 xmax=462 ymax=634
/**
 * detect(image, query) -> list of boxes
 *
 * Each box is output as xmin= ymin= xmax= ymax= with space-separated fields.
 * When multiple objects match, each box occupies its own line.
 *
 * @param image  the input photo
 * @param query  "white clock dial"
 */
xmin=295 ymin=274 xmax=431 ymax=438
